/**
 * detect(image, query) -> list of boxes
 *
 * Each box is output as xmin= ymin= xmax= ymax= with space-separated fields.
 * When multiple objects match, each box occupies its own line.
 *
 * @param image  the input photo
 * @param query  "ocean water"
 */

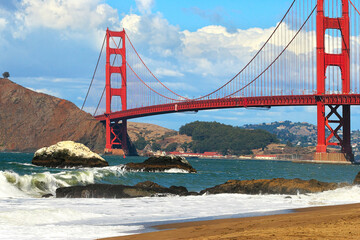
xmin=2 ymin=153 xmax=360 ymax=239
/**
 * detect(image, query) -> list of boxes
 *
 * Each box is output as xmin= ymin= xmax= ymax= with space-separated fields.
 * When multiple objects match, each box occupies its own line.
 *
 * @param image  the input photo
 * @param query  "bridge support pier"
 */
xmin=315 ymin=103 xmax=353 ymax=162
xmin=105 ymin=118 xmax=128 ymax=155
xmin=315 ymin=0 xmax=353 ymax=162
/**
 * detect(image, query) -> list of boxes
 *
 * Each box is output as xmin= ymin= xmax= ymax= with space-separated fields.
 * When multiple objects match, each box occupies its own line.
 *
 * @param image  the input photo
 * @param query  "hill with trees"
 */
xmin=241 ymin=121 xmax=317 ymax=147
xmin=179 ymin=121 xmax=278 ymax=155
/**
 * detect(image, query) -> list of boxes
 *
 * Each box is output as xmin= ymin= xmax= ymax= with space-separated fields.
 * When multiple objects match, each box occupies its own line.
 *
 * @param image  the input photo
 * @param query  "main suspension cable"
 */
xmin=81 ymin=34 xmax=106 ymax=111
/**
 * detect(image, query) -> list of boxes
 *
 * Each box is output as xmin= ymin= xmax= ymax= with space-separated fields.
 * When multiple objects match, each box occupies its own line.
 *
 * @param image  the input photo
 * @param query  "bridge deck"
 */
xmin=94 ymin=94 xmax=360 ymax=121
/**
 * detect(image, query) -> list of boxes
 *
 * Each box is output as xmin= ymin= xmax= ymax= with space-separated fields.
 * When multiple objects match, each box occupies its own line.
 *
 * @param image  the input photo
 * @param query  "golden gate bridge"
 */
xmin=82 ymin=0 xmax=360 ymax=162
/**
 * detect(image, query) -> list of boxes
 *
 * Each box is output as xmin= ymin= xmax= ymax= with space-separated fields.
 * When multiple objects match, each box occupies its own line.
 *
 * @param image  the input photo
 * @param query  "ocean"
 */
xmin=2 ymin=152 xmax=360 ymax=239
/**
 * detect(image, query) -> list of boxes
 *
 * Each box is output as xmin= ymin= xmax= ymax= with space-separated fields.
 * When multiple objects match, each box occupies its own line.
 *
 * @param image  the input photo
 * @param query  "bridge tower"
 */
xmin=316 ymin=0 xmax=353 ymax=161
xmin=104 ymin=28 xmax=128 ymax=154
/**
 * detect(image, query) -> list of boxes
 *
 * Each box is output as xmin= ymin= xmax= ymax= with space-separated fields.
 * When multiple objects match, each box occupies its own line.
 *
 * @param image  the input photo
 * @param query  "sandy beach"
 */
xmin=101 ymin=203 xmax=360 ymax=240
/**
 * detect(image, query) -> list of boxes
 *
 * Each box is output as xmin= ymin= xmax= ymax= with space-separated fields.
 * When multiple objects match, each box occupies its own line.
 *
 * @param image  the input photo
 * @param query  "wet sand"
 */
xmin=100 ymin=203 xmax=360 ymax=240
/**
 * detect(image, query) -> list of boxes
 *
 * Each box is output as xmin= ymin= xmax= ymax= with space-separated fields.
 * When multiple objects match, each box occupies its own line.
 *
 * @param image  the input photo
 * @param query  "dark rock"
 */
xmin=169 ymin=186 xmax=189 ymax=195
xmin=200 ymin=178 xmax=344 ymax=195
xmin=135 ymin=181 xmax=164 ymax=189
xmin=354 ymin=171 xmax=360 ymax=185
xmin=42 ymin=193 xmax=54 ymax=198
xmin=56 ymin=181 xmax=194 ymax=198
xmin=32 ymin=141 xmax=108 ymax=168
xmin=125 ymin=155 xmax=197 ymax=173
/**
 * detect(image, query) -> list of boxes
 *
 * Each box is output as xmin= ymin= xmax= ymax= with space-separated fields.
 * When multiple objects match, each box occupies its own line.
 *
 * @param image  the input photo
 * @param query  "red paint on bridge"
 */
xmin=95 ymin=94 xmax=360 ymax=121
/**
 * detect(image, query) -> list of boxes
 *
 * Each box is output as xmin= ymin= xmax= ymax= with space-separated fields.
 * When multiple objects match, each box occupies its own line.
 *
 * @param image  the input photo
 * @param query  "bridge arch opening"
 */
xmin=323 ymin=0 xmax=343 ymax=18
xmin=325 ymin=29 xmax=342 ymax=54
xmin=110 ymin=73 xmax=123 ymax=88
xmin=110 ymin=55 xmax=123 ymax=68
xmin=109 ymin=36 xmax=123 ymax=50
xmin=325 ymin=66 xmax=342 ymax=94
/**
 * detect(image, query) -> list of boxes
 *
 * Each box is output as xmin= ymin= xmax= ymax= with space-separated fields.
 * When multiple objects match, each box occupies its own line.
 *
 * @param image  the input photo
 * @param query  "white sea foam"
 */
xmin=164 ymin=168 xmax=190 ymax=173
xmin=1 ymin=186 xmax=360 ymax=239
xmin=0 ymin=165 xmax=128 ymax=197
xmin=0 ymin=173 xmax=28 ymax=198
xmin=7 ymin=162 xmax=36 ymax=167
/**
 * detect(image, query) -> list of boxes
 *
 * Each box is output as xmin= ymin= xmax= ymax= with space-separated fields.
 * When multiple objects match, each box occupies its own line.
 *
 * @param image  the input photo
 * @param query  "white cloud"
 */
xmin=15 ymin=0 xmax=118 ymax=30
xmin=0 ymin=18 xmax=7 ymax=31
xmin=12 ymin=0 xmax=120 ymax=47
xmin=154 ymin=68 xmax=184 ymax=77
xmin=121 ymin=13 xmax=280 ymax=80
xmin=135 ymin=0 xmax=154 ymax=15
xmin=30 ymin=87 xmax=62 ymax=97
xmin=161 ymin=82 xmax=197 ymax=92
xmin=122 ymin=13 xmax=183 ymax=57
xmin=120 ymin=14 xmax=141 ymax=34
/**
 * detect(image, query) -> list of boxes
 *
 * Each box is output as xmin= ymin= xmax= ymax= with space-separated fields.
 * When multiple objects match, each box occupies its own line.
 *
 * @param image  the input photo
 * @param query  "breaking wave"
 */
xmin=0 ymin=165 xmax=128 ymax=198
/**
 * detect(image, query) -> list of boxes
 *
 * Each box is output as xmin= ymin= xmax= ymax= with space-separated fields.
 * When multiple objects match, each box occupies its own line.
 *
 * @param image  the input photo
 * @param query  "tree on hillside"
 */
xmin=133 ymin=136 xmax=148 ymax=150
xmin=151 ymin=142 xmax=161 ymax=151
xmin=2 ymin=72 xmax=10 ymax=79
xmin=165 ymin=142 xmax=178 ymax=152
xmin=181 ymin=142 xmax=190 ymax=152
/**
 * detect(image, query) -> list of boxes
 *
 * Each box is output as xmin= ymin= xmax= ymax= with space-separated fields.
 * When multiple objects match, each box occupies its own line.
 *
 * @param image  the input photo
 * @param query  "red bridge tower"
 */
xmin=316 ymin=0 xmax=353 ymax=161
xmin=104 ymin=28 xmax=128 ymax=154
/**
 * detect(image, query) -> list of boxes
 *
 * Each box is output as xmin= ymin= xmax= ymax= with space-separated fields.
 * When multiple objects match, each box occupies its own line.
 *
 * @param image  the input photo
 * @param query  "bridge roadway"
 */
xmin=94 ymin=94 xmax=360 ymax=121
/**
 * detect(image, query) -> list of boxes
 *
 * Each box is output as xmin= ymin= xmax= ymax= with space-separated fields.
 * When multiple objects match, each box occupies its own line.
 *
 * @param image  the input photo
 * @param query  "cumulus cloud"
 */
xmin=121 ymin=13 xmax=270 ymax=80
xmin=135 ymin=0 xmax=154 ymax=15
xmin=15 ymin=0 xmax=117 ymax=30
xmin=154 ymin=68 xmax=184 ymax=78
xmin=122 ymin=13 xmax=183 ymax=57
xmin=11 ymin=0 xmax=120 ymax=47
xmin=0 ymin=18 xmax=7 ymax=31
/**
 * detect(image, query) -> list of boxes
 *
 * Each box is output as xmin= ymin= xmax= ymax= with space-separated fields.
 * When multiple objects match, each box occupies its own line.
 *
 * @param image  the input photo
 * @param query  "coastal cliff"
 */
xmin=0 ymin=78 xmax=106 ymax=152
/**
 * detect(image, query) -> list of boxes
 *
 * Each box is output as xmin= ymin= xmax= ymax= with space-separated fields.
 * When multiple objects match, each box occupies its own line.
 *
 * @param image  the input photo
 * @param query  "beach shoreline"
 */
xmin=99 ymin=203 xmax=360 ymax=240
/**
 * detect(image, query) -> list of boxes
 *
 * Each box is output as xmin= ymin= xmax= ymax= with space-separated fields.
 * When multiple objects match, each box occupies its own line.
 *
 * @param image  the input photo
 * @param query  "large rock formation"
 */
xmin=200 ymin=178 xmax=344 ymax=195
xmin=56 ymin=181 xmax=194 ymax=198
xmin=125 ymin=155 xmax=197 ymax=173
xmin=32 ymin=141 xmax=108 ymax=168
xmin=0 ymin=78 xmax=105 ymax=152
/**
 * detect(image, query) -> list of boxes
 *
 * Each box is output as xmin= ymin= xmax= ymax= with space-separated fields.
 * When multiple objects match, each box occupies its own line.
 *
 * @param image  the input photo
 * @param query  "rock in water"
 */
xmin=200 ymin=178 xmax=343 ymax=195
xmin=125 ymin=155 xmax=197 ymax=173
xmin=32 ymin=141 xmax=108 ymax=168
xmin=56 ymin=181 xmax=194 ymax=198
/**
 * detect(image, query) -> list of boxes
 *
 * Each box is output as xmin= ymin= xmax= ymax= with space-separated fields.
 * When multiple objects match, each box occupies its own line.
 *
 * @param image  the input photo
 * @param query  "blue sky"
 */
xmin=1 ymin=0 xmax=360 ymax=131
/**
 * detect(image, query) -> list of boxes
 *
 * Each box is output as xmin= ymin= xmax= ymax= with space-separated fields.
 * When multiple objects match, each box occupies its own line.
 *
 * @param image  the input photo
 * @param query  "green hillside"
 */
xmin=179 ymin=121 xmax=278 ymax=155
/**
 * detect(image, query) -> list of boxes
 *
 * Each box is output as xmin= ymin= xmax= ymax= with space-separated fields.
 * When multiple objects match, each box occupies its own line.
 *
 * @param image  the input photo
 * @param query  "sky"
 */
xmin=1 ymin=0 xmax=360 ymax=131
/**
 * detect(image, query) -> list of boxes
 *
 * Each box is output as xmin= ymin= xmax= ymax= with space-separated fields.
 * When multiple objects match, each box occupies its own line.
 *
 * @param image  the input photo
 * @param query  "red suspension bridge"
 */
xmin=82 ymin=0 xmax=360 ymax=162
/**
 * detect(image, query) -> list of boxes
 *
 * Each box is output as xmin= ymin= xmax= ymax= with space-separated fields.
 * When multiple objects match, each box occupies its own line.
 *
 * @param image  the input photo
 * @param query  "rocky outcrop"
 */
xmin=125 ymin=155 xmax=197 ymax=173
xmin=56 ymin=181 xmax=196 ymax=198
xmin=32 ymin=141 xmax=108 ymax=168
xmin=200 ymin=178 xmax=343 ymax=195
xmin=0 ymin=78 xmax=106 ymax=152
xmin=56 ymin=177 xmax=344 ymax=199
xmin=354 ymin=171 xmax=360 ymax=185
